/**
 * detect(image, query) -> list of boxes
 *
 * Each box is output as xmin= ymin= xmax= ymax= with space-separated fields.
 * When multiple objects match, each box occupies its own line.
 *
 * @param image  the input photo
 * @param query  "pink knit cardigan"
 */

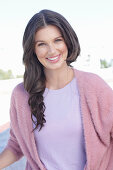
xmin=6 ymin=69 xmax=113 ymax=170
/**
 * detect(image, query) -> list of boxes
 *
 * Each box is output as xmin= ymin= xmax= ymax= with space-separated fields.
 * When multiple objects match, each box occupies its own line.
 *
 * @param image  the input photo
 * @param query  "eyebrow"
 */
xmin=35 ymin=36 xmax=63 ymax=44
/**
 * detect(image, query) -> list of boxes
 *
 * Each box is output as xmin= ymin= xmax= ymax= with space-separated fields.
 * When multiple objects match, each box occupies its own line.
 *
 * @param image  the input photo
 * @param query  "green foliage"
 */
xmin=16 ymin=75 xmax=23 ymax=78
xmin=0 ymin=69 xmax=14 ymax=80
xmin=100 ymin=59 xmax=112 ymax=68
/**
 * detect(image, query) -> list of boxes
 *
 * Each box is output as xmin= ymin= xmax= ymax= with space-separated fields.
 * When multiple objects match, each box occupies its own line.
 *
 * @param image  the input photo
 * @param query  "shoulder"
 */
xmin=74 ymin=68 xmax=104 ymax=82
xmin=74 ymin=68 xmax=112 ymax=90
xmin=12 ymin=82 xmax=27 ymax=94
xmin=11 ymin=82 xmax=29 ymax=102
xmin=74 ymin=69 xmax=113 ymax=99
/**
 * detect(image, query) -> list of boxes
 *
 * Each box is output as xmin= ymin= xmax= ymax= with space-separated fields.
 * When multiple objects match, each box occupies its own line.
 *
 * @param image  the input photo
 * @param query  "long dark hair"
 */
xmin=23 ymin=9 xmax=80 ymax=131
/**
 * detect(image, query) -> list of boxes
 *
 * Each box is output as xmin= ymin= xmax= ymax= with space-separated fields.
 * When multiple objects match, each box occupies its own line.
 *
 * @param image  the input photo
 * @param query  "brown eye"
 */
xmin=38 ymin=43 xmax=46 ymax=46
xmin=55 ymin=39 xmax=62 ymax=42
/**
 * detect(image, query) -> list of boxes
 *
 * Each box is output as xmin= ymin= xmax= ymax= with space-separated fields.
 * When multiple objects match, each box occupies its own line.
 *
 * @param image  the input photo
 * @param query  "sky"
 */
xmin=0 ymin=0 xmax=113 ymax=75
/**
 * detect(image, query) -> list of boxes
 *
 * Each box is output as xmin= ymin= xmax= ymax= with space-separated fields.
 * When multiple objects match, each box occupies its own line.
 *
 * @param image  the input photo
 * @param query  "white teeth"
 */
xmin=47 ymin=57 xmax=58 ymax=61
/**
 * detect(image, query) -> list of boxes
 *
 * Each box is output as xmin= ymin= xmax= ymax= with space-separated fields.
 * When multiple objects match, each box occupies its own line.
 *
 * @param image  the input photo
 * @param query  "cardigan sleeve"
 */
xmin=5 ymin=128 xmax=24 ymax=160
xmin=92 ymin=74 xmax=113 ymax=141
xmin=111 ymin=127 xmax=113 ymax=139
xmin=5 ymin=90 xmax=24 ymax=160
xmin=81 ymin=71 xmax=113 ymax=141
xmin=99 ymin=79 xmax=113 ymax=140
xmin=93 ymin=74 xmax=113 ymax=141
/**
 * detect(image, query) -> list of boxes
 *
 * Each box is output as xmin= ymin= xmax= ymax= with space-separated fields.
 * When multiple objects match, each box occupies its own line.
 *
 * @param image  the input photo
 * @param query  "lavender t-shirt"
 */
xmin=33 ymin=77 xmax=86 ymax=170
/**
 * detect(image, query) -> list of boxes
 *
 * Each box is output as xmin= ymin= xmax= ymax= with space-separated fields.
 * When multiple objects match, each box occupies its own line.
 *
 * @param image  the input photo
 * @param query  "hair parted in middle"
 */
xmin=23 ymin=9 xmax=81 ymax=131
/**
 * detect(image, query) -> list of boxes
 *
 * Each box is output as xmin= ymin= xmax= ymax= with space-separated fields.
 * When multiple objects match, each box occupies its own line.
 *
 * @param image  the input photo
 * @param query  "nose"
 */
xmin=48 ymin=43 xmax=56 ymax=55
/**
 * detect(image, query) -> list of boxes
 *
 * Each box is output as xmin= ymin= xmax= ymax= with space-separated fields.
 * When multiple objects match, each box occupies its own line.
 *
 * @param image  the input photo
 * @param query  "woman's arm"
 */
xmin=0 ymin=148 xmax=18 ymax=169
xmin=0 ymin=87 xmax=24 ymax=169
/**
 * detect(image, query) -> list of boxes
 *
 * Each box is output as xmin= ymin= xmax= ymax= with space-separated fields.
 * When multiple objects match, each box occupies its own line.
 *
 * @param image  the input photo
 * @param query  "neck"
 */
xmin=44 ymin=66 xmax=74 ymax=90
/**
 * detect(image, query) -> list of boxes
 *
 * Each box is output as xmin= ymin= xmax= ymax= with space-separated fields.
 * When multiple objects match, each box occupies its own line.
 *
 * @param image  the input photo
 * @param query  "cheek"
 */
xmin=60 ymin=44 xmax=68 ymax=56
xmin=35 ymin=48 xmax=47 ymax=59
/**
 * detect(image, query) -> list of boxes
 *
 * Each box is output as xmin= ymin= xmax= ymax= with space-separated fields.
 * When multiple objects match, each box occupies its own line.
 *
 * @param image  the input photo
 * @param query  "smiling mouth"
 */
xmin=46 ymin=55 xmax=61 ymax=63
xmin=47 ymin=56 xmax=58 ymax=60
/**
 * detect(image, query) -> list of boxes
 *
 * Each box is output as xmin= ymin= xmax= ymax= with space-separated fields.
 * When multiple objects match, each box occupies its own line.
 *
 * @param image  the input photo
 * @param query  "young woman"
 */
xmin=0 ymin=9 xmax=113 ymax=170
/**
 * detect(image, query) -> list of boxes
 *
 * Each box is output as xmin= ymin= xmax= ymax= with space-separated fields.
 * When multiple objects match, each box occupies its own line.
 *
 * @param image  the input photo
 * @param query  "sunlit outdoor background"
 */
xmin=0 ymin=0 xmax=113 ymax=127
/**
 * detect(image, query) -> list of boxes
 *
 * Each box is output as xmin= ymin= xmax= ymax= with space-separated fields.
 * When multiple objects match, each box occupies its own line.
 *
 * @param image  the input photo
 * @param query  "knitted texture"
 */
xmin=6 ymin=69 xmax=113 ymax=170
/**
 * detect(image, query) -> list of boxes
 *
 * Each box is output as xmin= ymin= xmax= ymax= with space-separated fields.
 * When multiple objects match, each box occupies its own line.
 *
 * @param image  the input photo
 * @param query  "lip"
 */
xmin=46 ymin=54 xmax=61 ymax=63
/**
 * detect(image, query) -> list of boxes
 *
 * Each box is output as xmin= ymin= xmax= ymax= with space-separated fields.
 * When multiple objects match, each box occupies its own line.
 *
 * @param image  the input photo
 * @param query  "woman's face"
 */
xmin=35 ymin=25 xmax=68 ymax=71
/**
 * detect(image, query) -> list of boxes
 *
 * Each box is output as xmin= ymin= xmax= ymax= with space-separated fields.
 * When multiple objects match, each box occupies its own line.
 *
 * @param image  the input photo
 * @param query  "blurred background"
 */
xmin=0 ymin=0 xmax=113 ymax=168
